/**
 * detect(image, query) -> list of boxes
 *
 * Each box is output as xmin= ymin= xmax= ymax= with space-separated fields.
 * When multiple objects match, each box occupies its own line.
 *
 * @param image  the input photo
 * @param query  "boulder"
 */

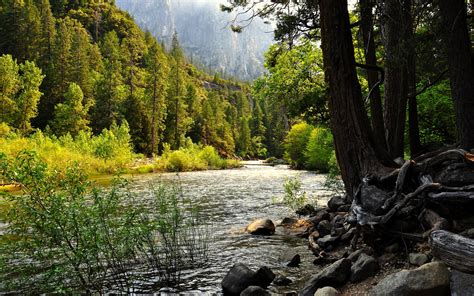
xmin=350 ymin=253 xmax=379 ymax=282
xmin=255 ymin=266 xmax=275 ymax=288
xmin=451 ymin=269 xmax=474 ymax=296
xmin=221 ymin=263 xmax=256 ymax=295
xmin=281 ymin=251 xmax=301 ymax=267
xmin=347 ymin=247 xmax=374 ymax=262
xmin=328 ymin=196 xmax=346 ymax=212
xmin=309 ymin=231 xmax=321 ymax=254
xmin=274 ymin=276 xmax=293 ymax=286
xmin=337 ymin=204 xmax=351 ymax=212
xmin=297 ymin=204 xmax=317 ymax=216
xmin=331 ymin=227 xmax=346 ymax=238
xmin=370 ymin=262 xmax=451 ymax=296
xmin=246 ymin=219 xmax=275 ymax=235
xmin=314 ymin=287 xmax=340 ymax=296
xmin=360 ymin=185 xmax=390 ymax=215
xmin=240 ymin=286 xmax=271 ymax=296
xmin=341 ymin=228 xmax=356 ymax=242
xmin=310 ymin=210 xmax=330 ymax=225
xmin=409 ymin=253 xmax=429 ymax=266
xmin=299 ymin=258 xmax=351 ymax=296
xmin=221 ymin=264 xmax=275 ymax=295
xmin=317 ymin=235 xmax=338 ymax=249
xmin=318 ymin=220 xmax=332 ymax=237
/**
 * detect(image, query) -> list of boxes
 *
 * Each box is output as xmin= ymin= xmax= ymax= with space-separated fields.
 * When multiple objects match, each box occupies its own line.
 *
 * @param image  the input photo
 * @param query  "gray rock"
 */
xmin=347 ymin=247 xmax=374 ymax=262
xmin=328 ymin=196 xmax=346 ymax=212
xmin=341 ymin=228 xmax=356 ymax=242
xmin=246 ymin=219 xmax=275 ymax=235
xmin=314 ymin=286 xmax=340 ymax=296
xmin=221 ymin=263 xmax=256 ymax=295
xmin=460 ymin=228 xmax=474 ymax=239
xmin=409 ymin=253 xmax=429 ymax=266
xmin=318 ymin=220 xmax=332 ymax=237
xmin=360 ymin=185 xmax=389 ymax=215
xmin=240 ymin=286 xmax=271 ymax=296
xmin=255 ymin=266 xmax=275 ymax=288
xmin=221 ymin=264 xmax=275 ymax=295
xmin=451 ymin=269 xmax=474 ymax=296
xmin=274 ymin=276 xmax=292 ymax=286
xmin=281 ymin=251 xmax=301 ymax=267
xmin=299 ymin=258 xmax=351 ymax=296
xmin=296 ymin=204 xmax=317 ymax=216
xmin=337 ymin=204 xmax=351 ymax=212
xmin=331 ymin=227 xmax=346 ymax=238
xmin=350 ymin=253 xmax=379 ymax=282
xmin=317 ymin=235 xmax=338 ymax=249
xmin=370 ymin=262 xmax=451 ymax=296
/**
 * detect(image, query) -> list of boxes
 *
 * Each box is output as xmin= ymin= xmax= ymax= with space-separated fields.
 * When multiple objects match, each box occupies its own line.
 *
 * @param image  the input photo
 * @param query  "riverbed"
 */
xmin=127 ymin=161 xmax=334 ymax=294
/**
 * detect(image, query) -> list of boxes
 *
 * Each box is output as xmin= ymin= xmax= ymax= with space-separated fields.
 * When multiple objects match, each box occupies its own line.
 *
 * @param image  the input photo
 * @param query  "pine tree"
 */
xmin=70 ymin=24 xmax=93 ymax=100
xmin=145 ymin=42 xmax=169 ymax=155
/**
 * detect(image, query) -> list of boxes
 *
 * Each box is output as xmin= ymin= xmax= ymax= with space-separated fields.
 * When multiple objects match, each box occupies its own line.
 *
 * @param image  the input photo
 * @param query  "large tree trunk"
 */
xmin=360 ymin=0 xmax=386 ymax=151
xmin=439 ymin=0 xmax=474 ymax=150
xmin=382 ymin=0 xmax=410 ymax=159
xmin=319 ymin=0 xmax=394 ymax=197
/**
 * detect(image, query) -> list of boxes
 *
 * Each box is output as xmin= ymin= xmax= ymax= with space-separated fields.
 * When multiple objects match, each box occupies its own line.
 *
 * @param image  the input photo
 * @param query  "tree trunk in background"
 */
xmin=319 ymin=0 xmax=394 ymax=197
xmin=439 ymin=0 xmax=474 ymax=150
xmin=382 ymin=0 xmax=409 ymax=159
xmin=360 ymin=0 xmax=386 ymax=151
xmin=404 ymin=0 xmax=422 ymax=157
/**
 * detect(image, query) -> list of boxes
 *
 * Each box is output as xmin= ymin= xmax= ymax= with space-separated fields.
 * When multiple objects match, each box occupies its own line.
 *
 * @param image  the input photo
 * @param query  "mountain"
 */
xmin=115 ymin=0 xmax=274 ymax=81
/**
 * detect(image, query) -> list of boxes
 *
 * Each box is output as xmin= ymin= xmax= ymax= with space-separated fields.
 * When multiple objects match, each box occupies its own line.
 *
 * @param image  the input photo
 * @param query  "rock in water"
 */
xmin=281 ymin=251 xmax=301 ymax=267
xmin=221 ymin=263 xmax=256 ymax=295
xmin=314 ymin=286 xmax=340 ymax=296
xmin=299 ymin=258 xmax=351 ymax=296
xmin=255 ymin=266 xmax=275 ymax=288
xmin=370 ymin=262 xmax=450 ymax=296
xmin=246 ymin=219 xmax=275 ymax=235
xmin=240 ymin=286 xmax=271 ymax=296
xmin=350 ymin=253 xmax=379 ymax=282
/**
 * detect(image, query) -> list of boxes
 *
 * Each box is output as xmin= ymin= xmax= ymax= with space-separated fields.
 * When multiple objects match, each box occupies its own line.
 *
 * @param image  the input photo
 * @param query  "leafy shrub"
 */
xmin=156 ymin=142 xmax=240 ymax=172
xmin=0 ymin=151 xmax=210 ymax=293
xmin=281 ymin=176 xmax=308 ymax=212
xmin=284 ymin=122 xmax=314 ymax=169
xmin=304 ymin=126 xmax=333 ymax=172
xmin=0 ymin=122 xmax=135 ymax=174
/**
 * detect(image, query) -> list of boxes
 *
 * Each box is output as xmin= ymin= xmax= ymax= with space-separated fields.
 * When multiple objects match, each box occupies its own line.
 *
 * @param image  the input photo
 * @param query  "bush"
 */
xmin=284 ymin=122 xmax=314 ymax=169
xmin=0 ymin=122 xmax=135 ymax=175
xmin=0 ymin=151 xmax=210 ymax=293
xmin=156 ymin=142 xmax=240 ymax=172
xmin=280 ymin=176 xmax=308 ymax=212
xmin=304 ymin=126 xmax=333 ymax=172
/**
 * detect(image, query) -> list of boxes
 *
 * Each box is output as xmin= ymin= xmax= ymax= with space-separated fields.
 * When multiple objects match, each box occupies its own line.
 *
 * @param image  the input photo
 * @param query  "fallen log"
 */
xmin=429 ymin=230 xmax=474 ymax=274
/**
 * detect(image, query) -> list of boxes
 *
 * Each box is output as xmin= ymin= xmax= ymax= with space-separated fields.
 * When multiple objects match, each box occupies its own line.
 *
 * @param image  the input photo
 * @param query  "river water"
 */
xmin=127 ymin=161 xmax=334 ymax=295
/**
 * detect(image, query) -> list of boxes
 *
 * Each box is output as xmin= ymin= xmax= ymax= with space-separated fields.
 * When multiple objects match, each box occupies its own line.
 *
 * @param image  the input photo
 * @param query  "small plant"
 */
xmin=281 ymin=176 xmax=308 ymax=212
xmin=0 ymin=151 xmax=211 ymax=293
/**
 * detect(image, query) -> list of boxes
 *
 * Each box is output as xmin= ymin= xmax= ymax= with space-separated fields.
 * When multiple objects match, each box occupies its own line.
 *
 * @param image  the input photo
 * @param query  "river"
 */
xmin=127 ymin=161 xmax=334 ymax=295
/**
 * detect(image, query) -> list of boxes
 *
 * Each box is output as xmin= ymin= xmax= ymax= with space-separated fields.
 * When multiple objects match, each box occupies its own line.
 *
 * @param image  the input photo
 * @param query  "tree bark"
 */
xmin=360 ymin=0 xmax=386 ymax=151
xmin=439 ymin=0 xmax=474 ymax=150
xmin=319 ymin=0 xmax=394 ymax=197
xmin=382 ymin=0 xmax=410 ymax=159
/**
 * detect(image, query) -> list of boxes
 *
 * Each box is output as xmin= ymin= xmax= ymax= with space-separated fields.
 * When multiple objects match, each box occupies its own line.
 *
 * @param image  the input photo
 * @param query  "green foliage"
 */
xmin=281 ymin=176 xmax=308 ymax=212
xmin=0 ymin=152 xmax=211 ymax=293
xmin=284 ymin=122 xmax=314 ymax=169
xmin=0 ymin=123 xmax=134 ymax=174
xmin=304 ymin=126 xmax=333 ymax=172
xmin=0 ymin=55 xmax=44 ymax=134
xmin=416 ymin=80 xmax=457 ymax=146
xmin=52 ymin=83 xmax=92 ymax=137
xmin=156 ymin=142 xmax=240 ymax=172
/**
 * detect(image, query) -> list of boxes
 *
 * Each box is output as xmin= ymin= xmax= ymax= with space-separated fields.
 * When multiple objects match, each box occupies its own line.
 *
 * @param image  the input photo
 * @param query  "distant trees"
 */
xmin=0 ymin=0 xmax=268 ymax=158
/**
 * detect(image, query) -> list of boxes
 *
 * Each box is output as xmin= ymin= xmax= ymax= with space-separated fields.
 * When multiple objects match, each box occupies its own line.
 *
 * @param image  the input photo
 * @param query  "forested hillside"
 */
xmin=0 ymin=0 xmax=272 ymax=161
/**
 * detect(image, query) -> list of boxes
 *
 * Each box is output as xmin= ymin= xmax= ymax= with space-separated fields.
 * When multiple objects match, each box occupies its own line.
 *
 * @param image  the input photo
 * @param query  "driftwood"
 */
xmin=430 ymin=230 xmax=474 ymax=274
xmin=348 ymin=148 xmax=474 ymax=265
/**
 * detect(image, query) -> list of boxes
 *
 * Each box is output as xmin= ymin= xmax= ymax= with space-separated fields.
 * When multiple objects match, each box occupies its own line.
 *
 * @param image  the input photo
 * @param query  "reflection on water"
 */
xmin=126 ymin=161 xmax=333 ymax=294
